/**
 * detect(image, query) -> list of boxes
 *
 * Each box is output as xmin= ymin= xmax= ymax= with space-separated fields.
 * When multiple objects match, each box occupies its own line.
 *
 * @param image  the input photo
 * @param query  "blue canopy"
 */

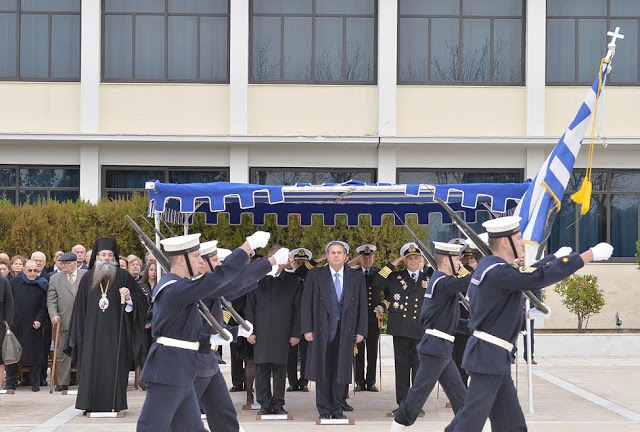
xmin=146 ymin=180 xmax=529 ymax=227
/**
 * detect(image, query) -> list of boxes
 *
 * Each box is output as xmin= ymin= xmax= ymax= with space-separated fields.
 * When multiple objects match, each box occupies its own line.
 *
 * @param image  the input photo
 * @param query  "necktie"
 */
xmin=334 ymin=273 xmax=342 ymax=300
xmin=364 ymin=269 xmax=369 ymax=277
xmin=68 ymin=273 xmax=75 ymax=284
xmin=411 ymin=272 xmax=418 ymax=282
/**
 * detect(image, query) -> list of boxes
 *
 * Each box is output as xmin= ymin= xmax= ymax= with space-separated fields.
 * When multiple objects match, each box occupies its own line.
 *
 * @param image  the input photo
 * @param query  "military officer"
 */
xmin=390 ymin=241 xmax=470 ymax=431
xmin=372 ymin=242 xmax=430 ymax=410
xmin=445 ymin=217 xmax=613 ymax=432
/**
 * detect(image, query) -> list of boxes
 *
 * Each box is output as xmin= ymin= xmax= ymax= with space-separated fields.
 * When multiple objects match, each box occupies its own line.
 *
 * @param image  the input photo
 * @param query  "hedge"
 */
xmin=0 ymin=195 xmax=430 ymax=268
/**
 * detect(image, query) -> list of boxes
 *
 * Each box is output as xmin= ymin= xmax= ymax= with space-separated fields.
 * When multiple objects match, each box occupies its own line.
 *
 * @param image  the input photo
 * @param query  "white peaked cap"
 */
xmin=160 ymin=233 xmax=201 ymax=256
xmin=482 ymin=216 xmax=522 ymax=238
xmin=217 ymin=248 xmax=232 ymax=262
xmin=433 ymin=241 xmax=465 ymax=256
xmin=400 ymin=242 xmax=421 ymax=256
xmin=291 ymin=248 xmax=312 ymax=260
xmin=478 ymin=232 xmax=489 ymax=245
xmin=356 ymin=244 xmax=377 ymax=255
xmin=199 ymin=240 xmax=218 ymax=257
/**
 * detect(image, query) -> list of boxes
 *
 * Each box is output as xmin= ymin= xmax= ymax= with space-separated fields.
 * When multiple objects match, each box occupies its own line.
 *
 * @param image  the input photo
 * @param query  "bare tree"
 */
xmin=252 ymin=38 xmax=280 ymax=80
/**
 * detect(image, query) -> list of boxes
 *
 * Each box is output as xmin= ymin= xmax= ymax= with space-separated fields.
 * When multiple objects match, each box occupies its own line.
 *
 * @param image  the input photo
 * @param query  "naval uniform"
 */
xmin=137 ymin=248 xmax=249 ymax=432
xmin=394 ymin=270 xmax=469 ymax=426
xmin=446 ymin=253 xmax=584 ymax=432
xmin=452 ymin=264 xmax=474 ymax=387
xmin=354 ymin=265 xmax=382 ymax=389
xmin=372 ymin=264 xmax=430 ymax=405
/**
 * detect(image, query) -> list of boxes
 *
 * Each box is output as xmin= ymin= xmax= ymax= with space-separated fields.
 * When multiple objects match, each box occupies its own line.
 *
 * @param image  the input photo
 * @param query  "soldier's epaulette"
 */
xmin=189 ymin=274 xmax=204 ymax=281
xmin=305 ymin=262 xmax=314 ymax=270
xmin=379 ymin=266 xmax=393 ymax=279
xmin=457 ymin=266 xmax=471 ymax=277
xmin=222 ymin=309 xmax=232 ymax=324
xmin=511 ymin=264 xmax=537 ymax=273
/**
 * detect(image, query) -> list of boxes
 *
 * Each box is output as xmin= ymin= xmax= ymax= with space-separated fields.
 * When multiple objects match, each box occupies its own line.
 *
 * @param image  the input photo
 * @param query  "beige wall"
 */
xmin=248 ymin=85 xmax=378 ymax=136
xmin=100 ymin=84 xmax=230 ymax=135
xmin=248 ymin=143 xmax=377 ymax=167
xmin=546 ymin=87 xmax=640 ymax=137
xmin=99 ymin=143 xmax=231 ymax=167
xmin=397 ymin=87 xmax=527 ymax=136
xmin=395 ymin=144 xmax=526 ymax=169
xmin=0 ymin=83 xmax=80 ymax=133
xmin=544 ymin=263 xmax=640 ymax=329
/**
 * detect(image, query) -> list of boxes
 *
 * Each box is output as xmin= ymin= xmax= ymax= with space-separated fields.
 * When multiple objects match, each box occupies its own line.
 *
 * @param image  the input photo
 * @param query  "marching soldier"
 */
xmin=350 ymin=244 xmax=382 ymax=392
xmin=373 ymin=242 xmax=431 ymax=412
xmin=446 ymin=217 xmax=613 ymax=432
xmin=390 ymin=241 xmax=469 ymax=431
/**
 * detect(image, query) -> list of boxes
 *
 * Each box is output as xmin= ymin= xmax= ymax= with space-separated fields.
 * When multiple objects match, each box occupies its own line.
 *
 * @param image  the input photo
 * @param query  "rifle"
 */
xmin=433 ymin=196 xmax=549 ymax=315
xmin=393 ymin=212 xmax=471 ymax=312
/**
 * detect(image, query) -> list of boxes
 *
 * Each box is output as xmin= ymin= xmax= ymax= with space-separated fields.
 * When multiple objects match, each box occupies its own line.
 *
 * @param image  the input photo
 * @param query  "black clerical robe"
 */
xmin=66 ymin=268 xmax=148 ymax=412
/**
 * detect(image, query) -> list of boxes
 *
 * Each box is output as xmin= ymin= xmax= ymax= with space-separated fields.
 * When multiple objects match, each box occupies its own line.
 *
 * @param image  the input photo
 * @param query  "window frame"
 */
xmin=0 ymin=164 xmax=80 ymax=203
xmin=0 ymin=1 xmax=81 ymax=82
xmin=249 ymin=167 xmax=377 ymax=185
xmin=102 ymin=165 xmax=230 ymax=198
xmin=249 ymin=0 xmax=378 ymax=85
xmin=101 ymin=0 xmax=231 ymax=83
xmin=546 ymin=0 xmax=640 ymax=86
xmin=397 ymin=0 xmax=526 ymax=86
xmin=396 ymin=168 xmax=525 ymax=184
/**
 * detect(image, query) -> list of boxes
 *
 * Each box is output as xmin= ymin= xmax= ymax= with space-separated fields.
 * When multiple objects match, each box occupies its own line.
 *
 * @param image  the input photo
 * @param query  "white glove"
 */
xmin=528 ymin=304 xmax=551 ymax=320
xmin=272 ymin=248 xmax=290 ymax=265
xmin=590 ymin=242 xmax=614 ymax=261
xmin=210 ymin=329 xmax=233 ymax=347
xmin=246 ymin=231 xmax=270 ymax=250
xmin=237 ymin=320 xmax=254 ymax=339
xmin=267 ymin=264 xmax=279 ymax=277
xmin=554 ymin=247 xmax=572 ymax=258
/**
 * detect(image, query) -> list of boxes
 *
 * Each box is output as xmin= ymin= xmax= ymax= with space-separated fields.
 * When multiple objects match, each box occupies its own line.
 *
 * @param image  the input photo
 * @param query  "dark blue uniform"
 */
xmin=394 ymin=270 xmax=469 ymax=426
xmin=137 ymin=248 xmax=249 ymax=432
xmin=446 ymin=253 xmax=584 ymax=432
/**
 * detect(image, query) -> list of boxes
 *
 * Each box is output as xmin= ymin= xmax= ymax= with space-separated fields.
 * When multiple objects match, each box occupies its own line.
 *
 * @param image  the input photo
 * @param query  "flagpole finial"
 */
xmin=606 ymin=27 xmax=624 ymax=61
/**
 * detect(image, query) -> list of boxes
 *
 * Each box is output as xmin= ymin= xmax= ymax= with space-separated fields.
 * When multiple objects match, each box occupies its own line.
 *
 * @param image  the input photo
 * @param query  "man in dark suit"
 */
xmin=301 ymin=241 xmax=367 ymax=421
xmin=72 ymin=244 xmax=89 ymax=270
xmin=47 ymin=252 xmax=87 ymax=391
xmin=373 ymin=242 xmax=430 ymax=412
xmin=45 ymin=250 xmax=64 ymax=275
xmin=350 ymin=244 xmax=382 ymax=392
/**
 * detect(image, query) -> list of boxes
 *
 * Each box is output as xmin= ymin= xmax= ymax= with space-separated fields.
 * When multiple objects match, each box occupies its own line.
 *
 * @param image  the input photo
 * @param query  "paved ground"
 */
xmin=1 ymin=356 xmax=640 ymax=431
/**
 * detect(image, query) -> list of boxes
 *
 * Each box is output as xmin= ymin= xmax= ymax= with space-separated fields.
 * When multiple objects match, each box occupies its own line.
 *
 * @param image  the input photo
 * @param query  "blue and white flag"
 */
xmin=514 ymin=71 xmax=606 ymax=245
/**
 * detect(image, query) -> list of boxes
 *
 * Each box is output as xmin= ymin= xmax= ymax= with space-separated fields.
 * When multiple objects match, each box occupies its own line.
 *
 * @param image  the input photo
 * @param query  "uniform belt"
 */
xmin=425 ymin=328 xmax=455 ymax=343
xmin=473 ymin=330 xmax=513 ymax=352
xmin=156 ymin=336 xmax=200 ymax=351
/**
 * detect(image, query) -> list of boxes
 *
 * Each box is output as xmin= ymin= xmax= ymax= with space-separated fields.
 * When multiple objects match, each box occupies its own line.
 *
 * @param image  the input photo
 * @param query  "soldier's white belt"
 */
xmin=473 ymin=331 xmax=513 ymax=352
xmin=157 ymin=336 xmax=200 ymax=351
xmin=425 ymin=328 xmax=455 ymax=343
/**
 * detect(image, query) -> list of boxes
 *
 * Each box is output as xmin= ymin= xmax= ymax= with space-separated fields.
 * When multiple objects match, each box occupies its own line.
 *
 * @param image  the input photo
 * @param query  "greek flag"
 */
xmin=514 ymin=71 xmax=604 ymax=245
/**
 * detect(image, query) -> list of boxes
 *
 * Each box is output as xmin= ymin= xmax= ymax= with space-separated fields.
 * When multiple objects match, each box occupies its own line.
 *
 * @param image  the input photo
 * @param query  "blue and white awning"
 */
xmin=146 ymin=180 xmax=529 ymax=226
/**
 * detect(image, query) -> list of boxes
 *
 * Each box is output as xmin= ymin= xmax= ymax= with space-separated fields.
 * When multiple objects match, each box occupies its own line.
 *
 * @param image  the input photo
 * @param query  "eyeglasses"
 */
xmin=25 ymin=269 xmax=38 ymax=273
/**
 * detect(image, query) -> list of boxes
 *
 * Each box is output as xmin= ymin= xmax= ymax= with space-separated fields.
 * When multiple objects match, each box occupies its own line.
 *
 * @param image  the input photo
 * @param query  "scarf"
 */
xmin=21 ymin=273 xmax=49 ymax=292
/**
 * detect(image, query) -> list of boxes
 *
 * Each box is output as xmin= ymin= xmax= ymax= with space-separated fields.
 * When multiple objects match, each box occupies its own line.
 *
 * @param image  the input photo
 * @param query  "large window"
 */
xmin=102 ymin=0 xmax=229 ymax=82
xmin=103 ymin=166 xmax=228 ymax=199
xmin=0 ymin=166 xmax=80 ymax=204
xmin=250 ymin=168 xmax=376 ymax=185
xmin=398 ymin=0 xmax=525 ymax=84
xmin=547 ymin=0 xmax=639 ymax=84
xmin=549 ymin=170 xmax=639 ymax=259
xmin=0 ymin=0 xmax=81 ymax=81
xmin=397 ymin=169 xmax=524 ymax=242
xmin=250 ymin=0 xmax=376 ymax=83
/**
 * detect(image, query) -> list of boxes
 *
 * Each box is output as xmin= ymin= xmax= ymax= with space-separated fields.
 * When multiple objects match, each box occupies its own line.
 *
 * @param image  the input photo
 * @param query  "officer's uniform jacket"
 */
xmin=372 ymin=263 xmax=429 ymax=340
xmin=417 ymin=270 xmax=471 ymax=359
xmin=463 ymin=252 xmax=584 ymax=376
xmin=141 ymin=247 xmax=249 ymax=387
xmin=355 ymin=265 xmax=382 ymax=324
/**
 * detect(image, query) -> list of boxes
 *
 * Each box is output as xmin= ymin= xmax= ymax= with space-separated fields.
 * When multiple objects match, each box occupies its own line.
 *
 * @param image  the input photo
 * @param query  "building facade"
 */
xmin=0 ymin=0 xmax=639 ymax=265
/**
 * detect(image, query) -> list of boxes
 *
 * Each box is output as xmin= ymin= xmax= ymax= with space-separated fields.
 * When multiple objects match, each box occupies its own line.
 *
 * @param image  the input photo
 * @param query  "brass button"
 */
xmin=403 ymin=314 xmax=407 ymax=318
xmin=413 ymin=317 xmax=417 ymax=320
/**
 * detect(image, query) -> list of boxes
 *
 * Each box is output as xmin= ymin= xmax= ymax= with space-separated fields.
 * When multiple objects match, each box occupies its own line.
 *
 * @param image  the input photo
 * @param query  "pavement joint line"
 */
xmin=533 ymin=370 xmax=640 ymax=424
xmin=29 ymin=404 xmax=83 ymax=432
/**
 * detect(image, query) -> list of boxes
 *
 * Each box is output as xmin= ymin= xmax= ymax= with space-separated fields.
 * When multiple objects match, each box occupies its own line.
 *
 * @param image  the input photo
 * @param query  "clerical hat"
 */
xmin=199 ymin=240 xmax=218 ymax=258
xmin=482 ymin=216 xmax=522 ymax=238
xmin=356 ymin=244 xmax=377 ymax=255
xmin=400 ymin=242 xmax=421 ymax=257
xmin=161 ymin=233 xmax=201 ymax=256
xmin=88 ymin=237 xmax=120 ymax=269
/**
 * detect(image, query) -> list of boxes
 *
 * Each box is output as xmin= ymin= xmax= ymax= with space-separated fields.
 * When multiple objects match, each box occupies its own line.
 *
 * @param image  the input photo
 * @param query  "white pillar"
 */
xmin=80 ymin=145 xmax=100 ymax=203
xmin=230 ymin=0 xmax=249 ymax=135
xmin=229 ymin=145 xmax=249 ymax=183
xmin=526 ymin=0 xmax=546 ymax=137
xmin=378 ymin=0 xmax=398 ymax=137
xmin=377 ymin=145 xmax=397 ymax=183
xmin=80 ymin=0 xmax=101 ymax=133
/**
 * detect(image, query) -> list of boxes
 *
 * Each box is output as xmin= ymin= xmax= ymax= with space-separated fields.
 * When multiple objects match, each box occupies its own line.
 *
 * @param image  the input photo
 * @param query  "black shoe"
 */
xmin=218 ymin=359 xmax=227 ymax=365
xmin=55 ymin=385 xmax=69 ymax=392
xmin=319 ymin=414 xmax=331 ymax=420
xmin=299 ymin=385 xmax=309 ymax=392
xmin=5 ymin=385 xmax=16 ymax=391
xmin=286 ymin=385 xmax=299 ymax=392
xmin=32 ymin=383 xmax=40 ymax=392
xmin=229 ymin=385 xmax=244 ymax=392
xmin=367 ymin=384 xmax=379 ymax=392
xmin=341 ymin=402 xmax=354 ymax=412
xmin=272 ymin=407 xmax=288 ymax=415
xmin=332 ymin=413 xmax=348 ymax=419
xmin=354 ymin=384 xmax=365 ymax=392
xmin=258 ymin=408 xmax=273 ymax=415
xmin=40 ymin=378 xmax=47 ymax=387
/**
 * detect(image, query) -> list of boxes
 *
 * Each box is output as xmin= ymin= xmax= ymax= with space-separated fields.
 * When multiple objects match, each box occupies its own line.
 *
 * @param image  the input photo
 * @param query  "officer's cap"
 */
xmin=291 ymin=248 xmax=312 ymax=261
xmin=400 ymin=242 xmax=421 ymax=257
xmin=356 ymin=244 xmax=377 ymax=256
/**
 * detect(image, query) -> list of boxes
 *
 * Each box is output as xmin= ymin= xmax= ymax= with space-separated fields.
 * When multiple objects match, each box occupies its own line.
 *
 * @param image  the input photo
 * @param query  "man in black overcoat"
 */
xmin=301 ymin=241 xmax=367 ymax=420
